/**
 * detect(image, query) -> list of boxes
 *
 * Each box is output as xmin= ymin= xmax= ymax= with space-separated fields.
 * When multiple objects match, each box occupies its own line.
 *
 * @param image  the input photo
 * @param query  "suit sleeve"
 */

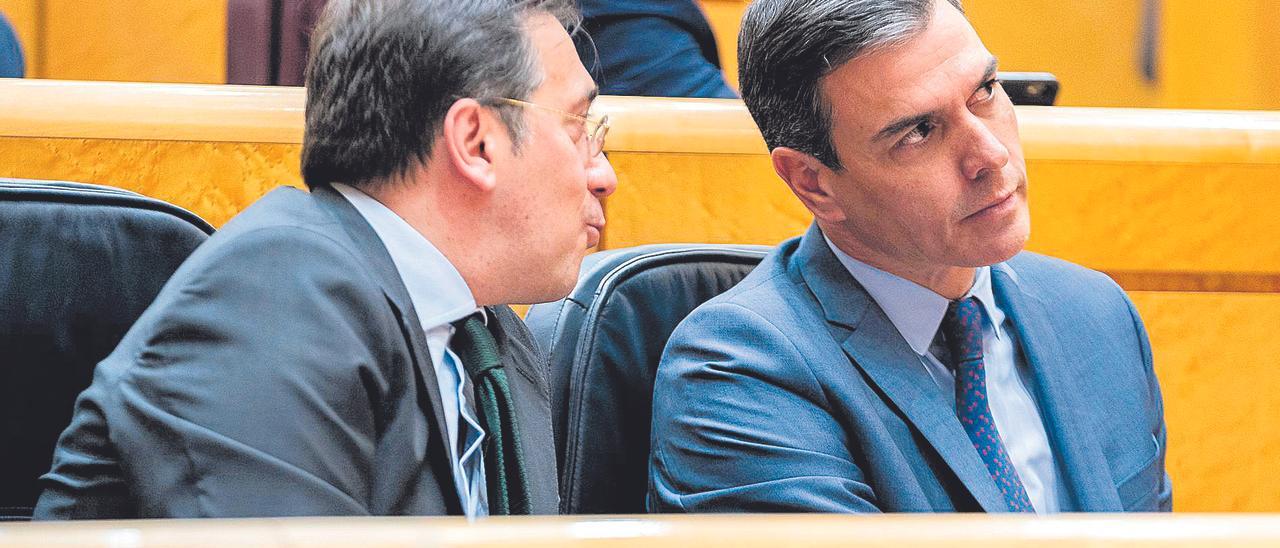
xmin=103 ymin=227 xmax=405 ymax=517
xmin=649 ymin=302 xmax=881 ymax=513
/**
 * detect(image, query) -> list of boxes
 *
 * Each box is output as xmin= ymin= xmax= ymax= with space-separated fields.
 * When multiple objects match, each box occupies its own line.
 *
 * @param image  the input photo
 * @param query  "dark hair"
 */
xmin=738 ymin=0 xmax=962 ymax=169
xmin=301 ymin=0 xmax=581 ymax=189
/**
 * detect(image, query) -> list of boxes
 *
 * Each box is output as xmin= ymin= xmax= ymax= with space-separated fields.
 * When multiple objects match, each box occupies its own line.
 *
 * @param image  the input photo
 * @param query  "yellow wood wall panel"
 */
xmin=1160 ymin=1 xmax=1280 ymax=110
xmin=0 ymin=137 xmax=300 ymax=226
xmin=964 ymin=0 xmax=1157 ymax=108
xmin=1025 ymin=161 xmax=1280 ymax=274
xmin=601 ymin=151 xmax=808 ymax=248
xmin=1131 ymin=291 xmax=1280 ymax=511
xmin=42 ymin=0 xmax=227 ymax=83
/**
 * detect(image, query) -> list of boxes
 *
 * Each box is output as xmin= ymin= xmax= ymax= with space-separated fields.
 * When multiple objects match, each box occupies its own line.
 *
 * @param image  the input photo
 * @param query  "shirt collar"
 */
xmin=332 ymin=183 xmax=480 ymax=329
xmin=823 ymin=235 xmax=1003 ymax=356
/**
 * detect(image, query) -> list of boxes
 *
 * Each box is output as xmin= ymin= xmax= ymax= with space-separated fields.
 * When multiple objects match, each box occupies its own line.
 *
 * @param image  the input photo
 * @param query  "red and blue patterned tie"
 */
xmin=942 ymin=297 xmax=1036 ymax=513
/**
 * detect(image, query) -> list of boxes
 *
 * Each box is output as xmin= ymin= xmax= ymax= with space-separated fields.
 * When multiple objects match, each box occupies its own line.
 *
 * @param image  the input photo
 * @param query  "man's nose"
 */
xmin=961 ymin=117 xmax=1011 ymax=181
xmin=588 ymin=152 xmax=619 ymax=198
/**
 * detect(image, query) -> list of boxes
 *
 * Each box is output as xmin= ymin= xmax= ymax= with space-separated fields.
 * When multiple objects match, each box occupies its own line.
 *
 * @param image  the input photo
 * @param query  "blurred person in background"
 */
xmin=576 ymin=0 xmax=735 ymax=98
xmin=0 ymin=12 xmax=24 ymax=77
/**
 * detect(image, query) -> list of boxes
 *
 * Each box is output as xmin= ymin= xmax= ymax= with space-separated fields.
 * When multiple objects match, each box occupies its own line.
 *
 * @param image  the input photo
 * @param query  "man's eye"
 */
xmin=973 ymin=78 xmax=999 ymax=103
xmin=899 ymin=121 xmax=935 ymax=147
xmin=564 ymin=118 xmax=588 ymax=139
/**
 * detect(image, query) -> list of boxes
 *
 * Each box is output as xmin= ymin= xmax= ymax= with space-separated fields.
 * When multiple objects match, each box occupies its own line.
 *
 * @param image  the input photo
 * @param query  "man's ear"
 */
xmin=771 ymin=147 xmax=847 ymax=223
xmin=440 ymin=98 xmax=500 ymax=191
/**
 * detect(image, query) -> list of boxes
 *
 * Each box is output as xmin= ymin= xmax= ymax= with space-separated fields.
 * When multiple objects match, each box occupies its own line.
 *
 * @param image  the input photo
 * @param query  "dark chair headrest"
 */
xmin=526 ymin=244 xmax=769 ymax=514
xmin=0 ymin=179 xmax=213 ymax=519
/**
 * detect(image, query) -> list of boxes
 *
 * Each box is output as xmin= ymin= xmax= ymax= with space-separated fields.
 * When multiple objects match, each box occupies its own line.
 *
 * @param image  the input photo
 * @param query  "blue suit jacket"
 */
xmin=0 ymin=12 xmax=24 ymax=78
xmin=577 ymin=0 xmax=736 ymax=98
xmin=650 ymin=224 xmax=1172 ymax=512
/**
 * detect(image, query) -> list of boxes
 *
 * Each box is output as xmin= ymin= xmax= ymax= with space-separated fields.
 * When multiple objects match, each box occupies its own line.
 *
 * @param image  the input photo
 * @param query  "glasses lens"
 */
xmin=590 ymin=116 xmax=610 ymax=157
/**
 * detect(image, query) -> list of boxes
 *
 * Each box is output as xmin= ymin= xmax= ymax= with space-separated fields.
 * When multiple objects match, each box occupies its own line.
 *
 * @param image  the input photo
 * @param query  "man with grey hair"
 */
xmin=36 ymin=0 xmax=615 ymax=518
xmin=650 ymin=0 xmax=1170 ymax=513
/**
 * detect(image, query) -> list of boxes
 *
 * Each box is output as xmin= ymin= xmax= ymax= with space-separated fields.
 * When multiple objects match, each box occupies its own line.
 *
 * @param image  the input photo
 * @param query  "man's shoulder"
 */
xmin=189 ymin=186 xmax=364 ymax=268
xmin=1002 ymin=251 xmax=1125 ymax=301
xmin=133 ymin=187 xmax=388 ymax=337
xmin=696 ymin=238 xmax=810 ymax=315
xmin=669 ymin=237 xmax=829 ymax=351
xmin=999 ymin=252 xmax=1143 ymax=348
xmin=217 ymin=185 xmax=337 ymax=235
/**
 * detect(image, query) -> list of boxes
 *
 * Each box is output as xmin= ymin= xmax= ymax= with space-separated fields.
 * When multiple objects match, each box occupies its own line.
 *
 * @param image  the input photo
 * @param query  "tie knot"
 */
xmin=941 ymin=297 xmax=985 ymax=365
xmin=451 ymin=312 xmax=502 ymax=378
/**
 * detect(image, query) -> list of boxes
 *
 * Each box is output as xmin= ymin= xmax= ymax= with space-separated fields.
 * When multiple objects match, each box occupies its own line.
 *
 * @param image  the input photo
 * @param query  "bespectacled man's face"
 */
xmin=816 ymin=0 xmax=1029 ymax=282
xmin=487 ymin=12 xmax=618 ymax=304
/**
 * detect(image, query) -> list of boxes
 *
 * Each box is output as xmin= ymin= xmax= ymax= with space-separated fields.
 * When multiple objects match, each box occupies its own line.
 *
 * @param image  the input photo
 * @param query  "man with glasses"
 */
xmin=36 ymin=0 xmax=615 ymax=519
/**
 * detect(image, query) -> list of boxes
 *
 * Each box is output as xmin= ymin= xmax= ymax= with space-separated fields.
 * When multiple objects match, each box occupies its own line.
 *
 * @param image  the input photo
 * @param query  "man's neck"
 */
xmin=359 ymin=179 xmax=503 ymax=307
xmin=823 ymin=227 xmax=975 ymax=300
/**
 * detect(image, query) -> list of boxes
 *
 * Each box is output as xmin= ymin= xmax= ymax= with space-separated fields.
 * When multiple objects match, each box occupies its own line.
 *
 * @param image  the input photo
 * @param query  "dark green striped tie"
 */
xmin=450 ymin=312 xmax=532 ymax=515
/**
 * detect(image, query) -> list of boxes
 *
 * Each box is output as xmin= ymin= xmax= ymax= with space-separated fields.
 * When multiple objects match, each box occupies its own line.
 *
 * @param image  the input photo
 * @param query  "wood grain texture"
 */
xmin=0 ymin=136 xmax=301 ymax=227
xmin=1133 ymin=291 xmax=1280 ymax=512
xmin=8 ymin=514 xmax=1280 ymax=547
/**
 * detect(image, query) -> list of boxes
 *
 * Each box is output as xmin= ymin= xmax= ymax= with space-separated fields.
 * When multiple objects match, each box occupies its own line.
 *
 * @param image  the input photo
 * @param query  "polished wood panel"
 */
xmin=1133 ymin=291 xmax=1280 ymax=511
xmin=0 ymin=80 xmax=304 ymax=144
xmin=7 ymin=514 xmax=1280 ymax=547
xmin=0 ymin=136 xmax=301 ymax=227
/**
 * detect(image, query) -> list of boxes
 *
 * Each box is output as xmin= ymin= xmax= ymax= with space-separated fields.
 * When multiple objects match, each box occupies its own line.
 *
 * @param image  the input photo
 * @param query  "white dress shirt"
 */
xmin=824 ymin=236 xmax=1066 ymax=513
xmin=333 ymin=183 xmax=489 ymax=518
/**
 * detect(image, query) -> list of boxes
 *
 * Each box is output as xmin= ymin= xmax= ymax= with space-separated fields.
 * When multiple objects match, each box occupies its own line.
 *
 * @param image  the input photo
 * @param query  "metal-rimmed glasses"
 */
xmin=489 ymin=97 xmax=610 ymax=158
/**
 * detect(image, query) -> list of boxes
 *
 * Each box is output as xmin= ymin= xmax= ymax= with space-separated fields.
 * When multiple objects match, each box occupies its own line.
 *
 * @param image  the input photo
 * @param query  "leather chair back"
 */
xmin=525 ymin=244 xmax=768 ymax=514
xmin=0 ymin=180 xmax=213 ymax=520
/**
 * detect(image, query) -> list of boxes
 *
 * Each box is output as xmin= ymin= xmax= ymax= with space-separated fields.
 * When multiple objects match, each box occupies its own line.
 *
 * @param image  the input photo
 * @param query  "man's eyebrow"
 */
xmin=979 ymin=57 xmax=999 ymax=86
xmin=872 ymin=57 xmax=1001 ymax=144
xmin=873 ymin=112 xmax=937 ymax=143
xmin=575 ymin=87 xmax=600 ymax=113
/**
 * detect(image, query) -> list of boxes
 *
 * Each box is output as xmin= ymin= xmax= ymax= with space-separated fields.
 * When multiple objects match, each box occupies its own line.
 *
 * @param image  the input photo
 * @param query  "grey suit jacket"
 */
xmin=34 ymin=185 xmax=558 ymax=518
xmin=649 ymin=224 xmax=1171 ymax=513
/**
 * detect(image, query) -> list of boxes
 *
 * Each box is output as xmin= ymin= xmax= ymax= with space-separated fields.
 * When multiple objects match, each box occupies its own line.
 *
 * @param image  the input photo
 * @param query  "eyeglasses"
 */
xmin=489 ymin=97 xmax=610 ymax=158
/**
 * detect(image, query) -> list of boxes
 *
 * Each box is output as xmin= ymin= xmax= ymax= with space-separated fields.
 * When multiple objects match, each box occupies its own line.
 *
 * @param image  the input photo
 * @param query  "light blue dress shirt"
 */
xmin=824 ymin=236 xmax=1066 ymax=513
xmin=334 ymin=183 xmax=489 ymax=518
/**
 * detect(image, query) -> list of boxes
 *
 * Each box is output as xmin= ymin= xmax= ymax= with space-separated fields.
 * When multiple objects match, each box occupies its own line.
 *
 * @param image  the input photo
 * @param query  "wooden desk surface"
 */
xmin=4 ymin=513 xmax=1280 ymax=547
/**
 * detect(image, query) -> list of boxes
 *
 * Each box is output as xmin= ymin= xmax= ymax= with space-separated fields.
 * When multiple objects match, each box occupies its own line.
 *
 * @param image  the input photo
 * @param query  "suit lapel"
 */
xmin=487 ymin=304 xmax=559 ymax=514
xmin=793 ymin=225 xmax=1007 ymax=512
xmin=311 ymin=185 xmax=461 ymax=512
xmin=991 ymin=261 xmax=1123 ymax=511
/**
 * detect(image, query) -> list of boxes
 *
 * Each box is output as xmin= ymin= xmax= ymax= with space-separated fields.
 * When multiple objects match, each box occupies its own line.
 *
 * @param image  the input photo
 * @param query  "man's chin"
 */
xmin=510 ymin=265 xmax=581 ymax=306
xmin=955 ymin=225 xmax=1030 ymax=268
xmin=979 ymin=230 xmax=1030 ymax=266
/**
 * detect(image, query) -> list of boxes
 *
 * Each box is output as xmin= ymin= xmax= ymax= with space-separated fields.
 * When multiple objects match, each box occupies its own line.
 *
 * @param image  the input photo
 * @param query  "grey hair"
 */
xmin=738 ymin=0 xmax=963 ymax=169
xmin=301 ymin=0 xmax=581 ymax=190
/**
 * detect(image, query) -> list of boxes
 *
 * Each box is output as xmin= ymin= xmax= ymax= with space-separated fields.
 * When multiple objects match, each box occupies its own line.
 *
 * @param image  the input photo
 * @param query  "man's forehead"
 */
xmin=821 ymin=4 xmax=991 ymax=132
xmin=525 ymin=13 xmax=596 ymax=104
